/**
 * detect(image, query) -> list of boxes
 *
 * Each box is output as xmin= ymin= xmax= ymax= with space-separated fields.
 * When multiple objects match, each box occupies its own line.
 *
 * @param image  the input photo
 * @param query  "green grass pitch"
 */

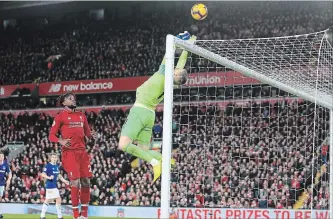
xmin=3 ymin=215 xmax=139 ymax=219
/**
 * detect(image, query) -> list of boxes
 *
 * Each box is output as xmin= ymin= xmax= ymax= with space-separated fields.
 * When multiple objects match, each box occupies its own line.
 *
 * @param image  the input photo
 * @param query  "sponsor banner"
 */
xmin=1 ymin=204 xmax=329 ymax=218
xmin=0 ymin=84 xmax=36 ymax=99
xmin=38 ymin=76 xmax=149 ymax=96
xmin=0 ymin=97 xmax=301 ymax=117
xmin=185 ymin=71 xmax=260 ymax=87
xmin=38 ymin=71 xmax=260 ymax=96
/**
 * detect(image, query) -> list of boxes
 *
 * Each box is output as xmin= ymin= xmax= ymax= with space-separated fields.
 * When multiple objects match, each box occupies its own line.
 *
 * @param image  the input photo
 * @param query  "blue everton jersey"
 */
xmin=43 ymin=163 xmax=60 ymax=189
xmin=0 ymin=162 xmax=10 ymax=186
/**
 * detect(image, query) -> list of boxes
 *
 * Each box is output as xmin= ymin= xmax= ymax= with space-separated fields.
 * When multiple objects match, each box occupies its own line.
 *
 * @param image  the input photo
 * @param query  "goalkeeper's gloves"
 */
xmin=177 ymin=31 xmax=191 ymax=40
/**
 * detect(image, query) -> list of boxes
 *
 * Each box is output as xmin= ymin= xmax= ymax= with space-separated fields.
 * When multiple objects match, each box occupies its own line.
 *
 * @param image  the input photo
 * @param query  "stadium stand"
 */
xmin=0 ymin=98 xmax=329 ymax=209
xmin=0 ymin=2 xmax=331 ymax=85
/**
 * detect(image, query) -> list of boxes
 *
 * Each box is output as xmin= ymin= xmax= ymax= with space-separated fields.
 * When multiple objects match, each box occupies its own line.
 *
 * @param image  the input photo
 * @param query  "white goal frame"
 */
xmin=161 ymin=32 xmax=333 ymax=218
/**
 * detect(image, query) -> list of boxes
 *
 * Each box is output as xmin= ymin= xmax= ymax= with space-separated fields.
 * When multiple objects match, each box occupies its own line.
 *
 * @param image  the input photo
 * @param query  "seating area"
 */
xmin=0 ymin=100 xmax=329 ymax=209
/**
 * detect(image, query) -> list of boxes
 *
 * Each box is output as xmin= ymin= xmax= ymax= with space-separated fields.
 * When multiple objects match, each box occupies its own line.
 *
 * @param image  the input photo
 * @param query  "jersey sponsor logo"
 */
xmin=68 ymin=121 xmax=83 ymax=128
xmin=68 ymin=117 xmax=71 ymax=120
xmin=48 ymin=84 xmax=62 ymax=93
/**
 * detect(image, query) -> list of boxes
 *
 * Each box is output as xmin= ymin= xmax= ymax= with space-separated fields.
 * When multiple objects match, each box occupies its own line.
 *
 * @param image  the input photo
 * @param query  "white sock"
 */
xmin=150 ymin=158 xmax=159 ymax=166
xmin=41 ymin=203 xmax=48 ymax=217
xmin=0 ymin=203 xmax=2 ymax=215
xmin=56 ymin=204 xmax=62 ymax=218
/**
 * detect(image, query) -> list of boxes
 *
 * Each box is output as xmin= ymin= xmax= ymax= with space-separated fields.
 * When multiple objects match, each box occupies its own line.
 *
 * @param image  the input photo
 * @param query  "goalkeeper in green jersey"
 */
xmin=119 ymin=31 xmax=196 ymax=183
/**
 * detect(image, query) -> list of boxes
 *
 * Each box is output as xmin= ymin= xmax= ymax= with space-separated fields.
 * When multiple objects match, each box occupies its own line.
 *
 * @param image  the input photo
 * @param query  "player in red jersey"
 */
xmin=49 ymin=92 xmax=95 ymax=219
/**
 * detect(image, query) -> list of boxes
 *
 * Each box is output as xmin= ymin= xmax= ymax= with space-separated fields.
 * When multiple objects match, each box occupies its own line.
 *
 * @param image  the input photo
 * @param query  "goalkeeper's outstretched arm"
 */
xmin=160 ymin=35 xmax=196 ymax=70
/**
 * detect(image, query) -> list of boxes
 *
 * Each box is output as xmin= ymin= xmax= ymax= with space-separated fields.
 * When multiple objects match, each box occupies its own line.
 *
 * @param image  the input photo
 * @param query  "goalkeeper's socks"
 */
xmin=147 ymin=150 xmax=162 ymax=161
xmin=40 ymin=202 xmax=48 ymax=217
xmin=124 ymin=143 xmax=154 ymax=163
xmin=55 ymin=204 xmax=62 ymax=218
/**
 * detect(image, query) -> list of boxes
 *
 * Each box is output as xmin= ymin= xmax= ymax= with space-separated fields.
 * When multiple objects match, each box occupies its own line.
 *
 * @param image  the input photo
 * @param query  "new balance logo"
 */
xmin=0 ymin=87 xmax=4 ymax=96
xmin=48 ymin=84 xmax=62 ymax=93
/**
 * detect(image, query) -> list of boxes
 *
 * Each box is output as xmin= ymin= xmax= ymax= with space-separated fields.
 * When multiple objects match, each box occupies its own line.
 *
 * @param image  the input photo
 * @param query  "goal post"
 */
xmin=161 ymin=34 xmax=176 ymax=218
xmin=161 ymin=28 xmax=333 ymax=218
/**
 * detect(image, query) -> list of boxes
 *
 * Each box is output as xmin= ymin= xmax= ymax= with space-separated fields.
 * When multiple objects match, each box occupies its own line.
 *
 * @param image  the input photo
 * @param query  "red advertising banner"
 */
xmin=186 ymin=71 xmax=260 ymax=87
xmin=0 ymin=84 xmax=36 ymax=99
xmin=38 ymin=71 xmax=261 ymax=96
xmin=38 ymin=76 xmax=149 ymax=96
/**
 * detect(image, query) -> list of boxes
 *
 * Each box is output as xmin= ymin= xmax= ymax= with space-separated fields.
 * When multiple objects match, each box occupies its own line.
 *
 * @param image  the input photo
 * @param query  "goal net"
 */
xmin=161 ymin=28 xmax=333 ymax=219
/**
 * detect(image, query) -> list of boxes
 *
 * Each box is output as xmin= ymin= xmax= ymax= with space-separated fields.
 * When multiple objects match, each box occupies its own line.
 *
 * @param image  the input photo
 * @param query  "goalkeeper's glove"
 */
xmin=177 ymin=31 xmax=191 ymax=40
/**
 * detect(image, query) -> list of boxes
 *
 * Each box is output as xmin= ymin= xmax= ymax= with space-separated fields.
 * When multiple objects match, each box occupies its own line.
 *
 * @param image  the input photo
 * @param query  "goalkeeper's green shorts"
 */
xmin=121 ymin=105 xmax=155 ymax=145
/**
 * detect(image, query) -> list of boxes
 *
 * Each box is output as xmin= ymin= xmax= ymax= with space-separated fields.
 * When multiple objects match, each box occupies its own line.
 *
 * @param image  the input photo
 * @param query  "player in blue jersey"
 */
xmin=0 ymin=152 xmax=11 ymax=219
xmin=40 ymin=153 xmax=69 ymax=219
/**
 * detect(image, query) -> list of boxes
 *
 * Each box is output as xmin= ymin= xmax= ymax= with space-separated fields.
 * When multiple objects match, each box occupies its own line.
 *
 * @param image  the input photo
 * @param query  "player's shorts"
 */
xmin=62 ymin=149 xmax=92 ymax=181
xmin=45 ymin=188 xmax=60 ymax=200
xmin=121 ymin=106 xmax=155 ymax=145
xmin=0 ymin=186 xmax=4 ymax=197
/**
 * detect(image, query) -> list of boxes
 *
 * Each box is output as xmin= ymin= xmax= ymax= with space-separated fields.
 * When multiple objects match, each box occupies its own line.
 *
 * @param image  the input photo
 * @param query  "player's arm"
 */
xmin=49 ymin=114 xmax=62 ymax=143
xmin=5 ymin=165 xmax=12 ymax=190
xmin=41 ymin=166 xmax=53 ymax=180
xmin=83 ymin=114 xmax=93 ymax=138
xmin=176 ymin=35 xmax=197 ymax=70
xmin=159 ymin=34 xmax=196 ymax=74
xmin=49 ymin=114 xmax=71 ymax=146
xmin=58 ymin=174 xmax=70 ymax=185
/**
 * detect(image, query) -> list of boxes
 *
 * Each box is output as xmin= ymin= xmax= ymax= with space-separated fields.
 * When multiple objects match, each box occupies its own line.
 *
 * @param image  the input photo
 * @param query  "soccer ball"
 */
xmin=191 ymin=3 xmax=208 ymax=21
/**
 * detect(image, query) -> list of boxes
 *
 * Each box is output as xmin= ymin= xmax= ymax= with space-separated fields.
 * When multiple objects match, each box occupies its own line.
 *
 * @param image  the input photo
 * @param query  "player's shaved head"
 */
xmin=174 ymin=68 xmax=188 ymax=85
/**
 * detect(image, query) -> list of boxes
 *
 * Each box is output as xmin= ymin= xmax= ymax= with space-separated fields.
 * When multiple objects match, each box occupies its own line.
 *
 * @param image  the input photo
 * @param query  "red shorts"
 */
xmin=62 ymin=150 xmax=92 ymax=181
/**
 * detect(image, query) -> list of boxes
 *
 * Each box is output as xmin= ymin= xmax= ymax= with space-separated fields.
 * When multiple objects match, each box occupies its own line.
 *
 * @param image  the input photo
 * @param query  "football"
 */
xmin=191 ymin=3 xmax=208 ymax=21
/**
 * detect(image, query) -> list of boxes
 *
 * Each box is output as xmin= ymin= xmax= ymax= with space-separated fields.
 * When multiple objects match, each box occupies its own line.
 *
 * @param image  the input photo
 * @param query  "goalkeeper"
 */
xmin=119 ymin=31 xmax=196 ymax=183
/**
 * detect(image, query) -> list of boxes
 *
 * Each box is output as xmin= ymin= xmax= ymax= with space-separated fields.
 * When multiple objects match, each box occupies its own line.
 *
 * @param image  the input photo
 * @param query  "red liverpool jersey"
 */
xmin=49 ymin=109 xmax=92 ymax=150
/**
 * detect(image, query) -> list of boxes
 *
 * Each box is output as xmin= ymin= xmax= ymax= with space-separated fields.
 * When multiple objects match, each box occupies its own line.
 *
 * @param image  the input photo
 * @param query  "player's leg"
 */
xmin=62 ymin=151 xmax=81 ymax=219
xmin=136 ymin=109 xmax=164 ymax=182
xmin=0 ymin=186 xmax=4 ymax=219
xmin=136 ymin=113 xmax=162 ymax=161
xmin=79 ymin=178 xmax=90 ymax=219
xmin=40 ymin=198 xmax=50 ymax=219
xmin=79 ymin=151 xmax=92 ymax=219
xmin=119 ymin=107 xmax=157 ymax=164
xmin=55 ymin=196 xmax=63 ymax=219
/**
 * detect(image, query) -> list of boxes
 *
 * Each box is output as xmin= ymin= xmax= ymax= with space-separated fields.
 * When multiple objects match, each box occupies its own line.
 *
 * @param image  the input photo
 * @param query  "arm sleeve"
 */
xmin=176 ymin=50 xmax=189 ymax=69
xmin=6 ymin=164 xmax=10 ymax=174
xmin=83 ymin=114 xmax=92 ymax=138
xmin=42 ymin=166 xmax=47 ymax=174
xmin=158 ymin=64 xmax=166 ymax=75
xmin=49 ymin=115 xmax=62 ymax=143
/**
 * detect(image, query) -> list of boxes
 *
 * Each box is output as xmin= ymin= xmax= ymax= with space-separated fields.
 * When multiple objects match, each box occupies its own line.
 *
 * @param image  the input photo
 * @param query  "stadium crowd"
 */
xmin=0 ymin=2 xmax=331 ymax=85
xmin=0 ymin=99 xmax=329 ymax=209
